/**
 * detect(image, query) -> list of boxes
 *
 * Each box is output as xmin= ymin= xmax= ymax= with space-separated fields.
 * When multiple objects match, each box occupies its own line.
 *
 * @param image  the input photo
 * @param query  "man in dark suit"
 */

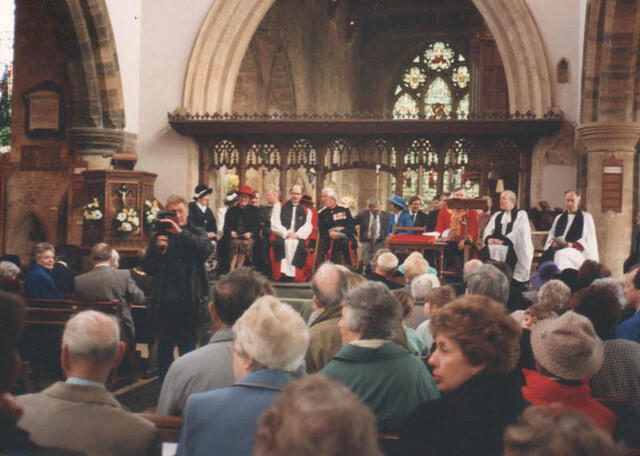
xmin=74 ymin=243 xmax=145 ymax=343
xmin=18 ymin=310 xmax=161 ymax=455
xmin=408 ymin=195 xmax=429 ymax=229
xmin=426 ymin=194 xmax=445 ymax=232
xmin=355 ymin=197 xmax=390 ymax=269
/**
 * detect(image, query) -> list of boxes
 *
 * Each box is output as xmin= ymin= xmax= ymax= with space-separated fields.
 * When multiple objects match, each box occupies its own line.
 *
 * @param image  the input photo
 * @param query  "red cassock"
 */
xmin=435 ymin=205 xmax=479 ymax=243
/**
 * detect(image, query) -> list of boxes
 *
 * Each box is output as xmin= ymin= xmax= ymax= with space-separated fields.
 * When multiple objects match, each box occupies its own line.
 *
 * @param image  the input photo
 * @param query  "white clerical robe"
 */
xmin=482 ymin=210 xmax=534 ymax=282
xmin=544 ymin=211 xmax=598 ymax=270
xmin=270 ymin=201 xmax=312 ymax=277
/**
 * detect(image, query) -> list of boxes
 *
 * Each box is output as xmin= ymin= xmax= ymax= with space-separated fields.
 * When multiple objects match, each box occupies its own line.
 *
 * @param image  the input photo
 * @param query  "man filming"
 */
xmin=143 ymin=195 xmax=212 ymax=381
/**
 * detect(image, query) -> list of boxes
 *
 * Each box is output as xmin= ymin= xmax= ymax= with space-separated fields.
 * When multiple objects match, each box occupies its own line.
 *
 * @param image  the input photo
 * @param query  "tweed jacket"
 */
xmin=590 ymin=338 xmax=640 ymax=400
xmin=305 ymin=305 xmax=343 ymax=374
xmin=177 ymin=368 xmax=290 ymax=456
xmin=17 ymin=382 xmax=160 ymax=456
xmin=157 ymin=327 xmax=234 ymax=417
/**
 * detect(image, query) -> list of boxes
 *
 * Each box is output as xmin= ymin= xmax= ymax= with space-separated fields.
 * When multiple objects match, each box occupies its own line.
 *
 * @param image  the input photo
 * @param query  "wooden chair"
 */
xmin=138 ymin=413 xmax=183 ymax=443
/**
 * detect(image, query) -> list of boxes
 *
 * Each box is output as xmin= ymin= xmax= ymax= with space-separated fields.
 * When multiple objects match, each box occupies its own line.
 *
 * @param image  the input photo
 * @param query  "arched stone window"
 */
xmin=392 ymin=41 xmax=470 ymax=119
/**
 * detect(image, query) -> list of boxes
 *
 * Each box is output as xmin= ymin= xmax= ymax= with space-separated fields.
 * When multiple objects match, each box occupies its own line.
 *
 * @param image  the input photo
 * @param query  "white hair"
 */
xmin=463 ymin=259 xmax=483 ymax=282
xmin=411 ymin=273 xmax=435 ymax=302
xmin=62 ymin=310 xmax=120 ymax=365
xmin=110 ymin=248 xmax=120 ymax=269
xmin=0 ymin=261 xmax=20 ymax=278
xmin=377 ymin=252 xmax=399 ymax=273
xmin=322 ymin=187 xmax=338 ymax=202
xmin=502 ymin=190 xmax=517 ymax=204
xmin=233 ymin=295 xmax=309 ymax=372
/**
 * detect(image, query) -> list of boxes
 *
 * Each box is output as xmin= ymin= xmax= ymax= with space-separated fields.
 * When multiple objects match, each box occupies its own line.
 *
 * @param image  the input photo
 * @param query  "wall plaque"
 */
xmin=602 ymin=158 xmax=623 ymax=212
xmin=24 ymin=82 xmax=64 ymax=139
xmin=21 ymin=145 xmax=64 ymax=171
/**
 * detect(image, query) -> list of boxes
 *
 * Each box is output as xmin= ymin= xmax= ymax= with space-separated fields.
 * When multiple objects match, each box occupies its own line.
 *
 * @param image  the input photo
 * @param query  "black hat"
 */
xmin=193 ymin=184 xmax=213 ymax=200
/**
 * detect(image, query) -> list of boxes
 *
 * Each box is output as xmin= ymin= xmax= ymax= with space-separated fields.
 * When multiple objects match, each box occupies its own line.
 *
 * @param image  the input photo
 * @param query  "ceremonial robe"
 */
xmin=269 ymin=201 xmax=312 ymax=280
xmin=543 ymin=210 xmax=598 ymax=270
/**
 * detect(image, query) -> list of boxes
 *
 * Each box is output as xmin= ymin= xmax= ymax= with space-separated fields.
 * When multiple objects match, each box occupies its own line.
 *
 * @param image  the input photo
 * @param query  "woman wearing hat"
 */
xmin=387 ymin=195 xmax=414 ymax=236
xmin=223 ymin=185 xmax=260 ymax=271
xmin=400 ymin=295 xmax=525 ymax=456
xmin=188 ymin=184 xmax=217 ymax=239
xmin=523 ymin=311 xmax=617 ymax=434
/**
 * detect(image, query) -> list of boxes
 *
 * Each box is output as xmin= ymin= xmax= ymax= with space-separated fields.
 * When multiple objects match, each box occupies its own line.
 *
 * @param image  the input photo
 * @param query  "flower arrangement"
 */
xmin=83 ymin=197 xmax=103 ymax=224
xmin=143 ymin=198 xmax=160 ymax=227
xmin=341 ymin=196 xmax=357 ymax=209
xmin=113 ymin=207 xmax=140 ymax=237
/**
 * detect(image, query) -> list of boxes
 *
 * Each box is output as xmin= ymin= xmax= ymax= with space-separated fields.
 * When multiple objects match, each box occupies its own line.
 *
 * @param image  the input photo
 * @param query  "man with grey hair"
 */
xmin=74 ymin=242 xmax=145 ymax=344
xmin=355 ymin=197 xmax=390 ymax=268
xmin=18 ymin=311 xmax=161 ymax=455
xmin=410 ymin=273 xmax=435 ymax=304
xmin=466 ymin=263 xmax=509 ymax=305
xmin=306 ymin=262 xmax=350 ymax=373
xmin=481 ymin=190 xmax=534 ymax=285
xmin=318 ymin=187 xmax=357 ymax=267
xmin=321 ymin=281 xmax=439 ymax=432
xmin=365 ymin=251 xmax=402 ymax=290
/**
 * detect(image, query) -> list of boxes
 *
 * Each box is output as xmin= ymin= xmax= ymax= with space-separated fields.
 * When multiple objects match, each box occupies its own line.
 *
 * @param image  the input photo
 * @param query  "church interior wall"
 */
xmin=105 ymin=0 xmax=141 ymax=134
xmin=135 ymin=0 xmax=214 ymax=203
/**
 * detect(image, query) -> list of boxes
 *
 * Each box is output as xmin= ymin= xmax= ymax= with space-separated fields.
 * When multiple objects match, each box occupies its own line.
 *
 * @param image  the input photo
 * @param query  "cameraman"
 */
xmin=142 ymin=194 xmax=213 ymax=381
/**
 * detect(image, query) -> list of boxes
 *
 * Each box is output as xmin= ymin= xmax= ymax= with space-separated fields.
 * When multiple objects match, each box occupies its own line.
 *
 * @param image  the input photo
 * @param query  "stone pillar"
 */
xmin=69 ymin=127 xmax=125 ymax=170
xmin=577 ymin=123 xmax=640 ymax=276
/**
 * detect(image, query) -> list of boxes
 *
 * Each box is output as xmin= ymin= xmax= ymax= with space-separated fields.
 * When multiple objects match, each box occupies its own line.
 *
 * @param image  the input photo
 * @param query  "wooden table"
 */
xmin=387 ymin=235 xmax=448 ymax=282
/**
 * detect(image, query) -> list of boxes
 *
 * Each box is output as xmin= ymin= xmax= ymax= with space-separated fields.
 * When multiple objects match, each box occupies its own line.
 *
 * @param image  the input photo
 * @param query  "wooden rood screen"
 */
xmin=168 ymin=112 xmax=562 ymax=209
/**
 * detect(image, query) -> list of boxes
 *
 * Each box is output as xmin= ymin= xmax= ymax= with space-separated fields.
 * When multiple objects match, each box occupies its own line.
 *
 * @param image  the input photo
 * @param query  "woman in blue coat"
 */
xmin=24 ymin=243 xmax=61 ymax=299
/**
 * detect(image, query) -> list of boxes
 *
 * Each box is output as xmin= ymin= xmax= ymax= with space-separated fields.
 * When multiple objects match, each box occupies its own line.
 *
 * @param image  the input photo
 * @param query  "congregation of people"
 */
xmin=4 ymin=182 xmax=640 ymax=455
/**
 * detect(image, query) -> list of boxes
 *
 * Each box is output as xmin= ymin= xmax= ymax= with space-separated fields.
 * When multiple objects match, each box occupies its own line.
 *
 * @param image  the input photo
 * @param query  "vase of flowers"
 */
xmin=83 ymin=197 xmax=103 ymax=228
xmin=113 ymin=207 xmax=141 ymax=239
xmin=143 ymin=198 xmax=160 ymax=228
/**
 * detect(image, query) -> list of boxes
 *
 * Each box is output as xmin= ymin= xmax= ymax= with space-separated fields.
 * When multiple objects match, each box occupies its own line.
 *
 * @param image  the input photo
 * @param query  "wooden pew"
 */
xmin=137 ymin=414 xmax=182 ymax=443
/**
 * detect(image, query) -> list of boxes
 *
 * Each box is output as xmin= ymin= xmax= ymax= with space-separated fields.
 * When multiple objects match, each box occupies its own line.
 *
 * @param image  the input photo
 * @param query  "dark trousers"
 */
xmin=157 ymin=324 xmax=196 ymax=382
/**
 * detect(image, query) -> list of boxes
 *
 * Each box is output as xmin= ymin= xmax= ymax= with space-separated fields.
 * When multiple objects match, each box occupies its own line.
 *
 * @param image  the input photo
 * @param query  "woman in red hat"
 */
xmin=223 ymin=185 xmax=260 ymax=270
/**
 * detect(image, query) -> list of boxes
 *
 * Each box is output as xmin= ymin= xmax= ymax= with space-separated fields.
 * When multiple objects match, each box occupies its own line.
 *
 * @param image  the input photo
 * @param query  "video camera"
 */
xmin=152 ymin=209 xmax=177 ymax=235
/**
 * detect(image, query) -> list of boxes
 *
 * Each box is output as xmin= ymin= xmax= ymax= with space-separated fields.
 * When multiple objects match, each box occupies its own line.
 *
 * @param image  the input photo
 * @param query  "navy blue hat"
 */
xmin=193 ymin=184 xmax=213 ymax=200
xmin=388 ymin=195 xmax=408 ymax=210
xmin=531 ymin=261 xmax=561 ymax=290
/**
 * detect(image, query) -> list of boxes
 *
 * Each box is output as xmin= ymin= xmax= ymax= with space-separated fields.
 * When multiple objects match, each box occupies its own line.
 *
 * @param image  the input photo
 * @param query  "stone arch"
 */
xmin=182 ymin=0 xmax=552 ymax=116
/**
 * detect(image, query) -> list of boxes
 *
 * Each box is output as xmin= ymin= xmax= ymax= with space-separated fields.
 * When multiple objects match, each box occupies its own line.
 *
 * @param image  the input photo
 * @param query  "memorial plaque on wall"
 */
xmin=23 ymin=82 xmax=64 ymax=138
xmin=602 ymin=158 xmax=623 ymax=212
xmin=21 ymin=145 xmax=64 ymax=171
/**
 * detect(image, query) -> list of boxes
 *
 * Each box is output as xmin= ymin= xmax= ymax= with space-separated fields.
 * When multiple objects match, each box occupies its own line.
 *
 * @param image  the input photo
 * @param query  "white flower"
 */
xmin=94 ymin=210 xmax=103 ymax=219
xmin=122 ymin=222 xmax=132 ymax=232
xmin=132 ymin=217 xmax=140 ymax=226
xmin=116 ymin=212 xmax=126 ymax=222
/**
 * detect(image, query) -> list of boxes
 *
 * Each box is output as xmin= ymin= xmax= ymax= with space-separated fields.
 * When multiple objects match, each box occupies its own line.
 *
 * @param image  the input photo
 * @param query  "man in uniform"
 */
xmin=318 ymin=187 xmax=357 ymax=267
xmin=270 ymin=184 xmax=313 ymax=281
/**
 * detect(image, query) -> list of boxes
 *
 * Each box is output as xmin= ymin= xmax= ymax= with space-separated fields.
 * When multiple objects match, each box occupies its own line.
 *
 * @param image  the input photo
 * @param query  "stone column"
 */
xmin=69 ymin=127 xmax=125 ymax=170
xmin=577 ymin=123 xmax=640 ymax=276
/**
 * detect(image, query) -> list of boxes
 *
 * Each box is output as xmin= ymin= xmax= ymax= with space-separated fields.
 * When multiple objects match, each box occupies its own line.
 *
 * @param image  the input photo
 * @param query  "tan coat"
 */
xmin=18 ymin=382 xmax=161 ymax=456
xmin=305 ymin=305 xmax=343 ymax=374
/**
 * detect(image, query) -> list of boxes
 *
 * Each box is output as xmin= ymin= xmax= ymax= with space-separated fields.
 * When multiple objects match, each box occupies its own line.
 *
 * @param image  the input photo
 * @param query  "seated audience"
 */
xmin=73 ymin=243 xmax=145 ymax=344
xmin=537 ymin=279 xmax=571 ymax=315
xmin=305 ymin=263 xmax=349 ymax=373
xmin=24 ymin=242 xmax=62 ymax=299
xmin=466 ymin=263 xmax=509 ymax=306
xmin=409 ymin=272 xmax=434 ymax=305
xmin=158 ymin=269 xmax=270 ymax=416
xmin=523 ymin=311 xmax=616 ymax=434
xmin=401 ymin=252 xmax=437 ymax=327
xmin=365 ymin=251 xmax=403 ymax=290
xmin=576 ymin=259 xmax=611 ymax=291
xmin=416 ymin=285 xmax=457 ymax=350
xmin=18 ymin=311 xmax=161 ymax=455
xmin=488 ymin=260 xmax=530 ymax=311
xmin=51 ymin=244 xmax=79 ymax=296
xmin=451 ymin=258 xmax=483 ymax=296
xmin=503 ymin=405 xmax=620 ymax=456
xmin=0 ymin=260 xmax=21 ymax=292
xmin=516 ymin=304 xmax=557 ymax=373
xmin=321 ymin=281 xmax=439 ymax=432
xmin=616 ymin=267 xmax=640 ymax=343
xmin=530 ymin=260 xmax=561 ymax=290
xmin=572 ymin=280 xmax=640 ymax=400
xmin=400 ymin=296 xmax=525 ymax=456
xmin=393 ymin=289 xmax=428 ymax=356
xmin=177 ymin=296 xmax=309 ymax=456
xmin=254 ymin=374 xmax=383 ymax=456
xmin=223 ymin=185 xmax=259 ymax=271
xmin=0 ymin=291 xmax=80 ymax=455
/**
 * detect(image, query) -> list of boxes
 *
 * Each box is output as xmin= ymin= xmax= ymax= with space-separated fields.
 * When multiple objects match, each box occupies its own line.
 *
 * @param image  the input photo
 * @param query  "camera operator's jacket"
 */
xmin=142 ymin=223 xmax=213 ymax=329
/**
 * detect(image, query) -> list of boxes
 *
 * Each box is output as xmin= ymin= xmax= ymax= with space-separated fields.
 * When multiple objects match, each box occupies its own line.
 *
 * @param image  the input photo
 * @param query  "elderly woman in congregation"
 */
xmin=400 ymin=295 xmax=525 ymax=456
xmin=24 ymin=242 xmax=62 ymax=299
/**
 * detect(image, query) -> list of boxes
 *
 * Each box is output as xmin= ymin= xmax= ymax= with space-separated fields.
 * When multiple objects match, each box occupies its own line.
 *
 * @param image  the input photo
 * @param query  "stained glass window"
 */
xmin=0 ymin=0 xmax=14 ymax=153
xmin=392 ymin=41 xmax=471 ymax=120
